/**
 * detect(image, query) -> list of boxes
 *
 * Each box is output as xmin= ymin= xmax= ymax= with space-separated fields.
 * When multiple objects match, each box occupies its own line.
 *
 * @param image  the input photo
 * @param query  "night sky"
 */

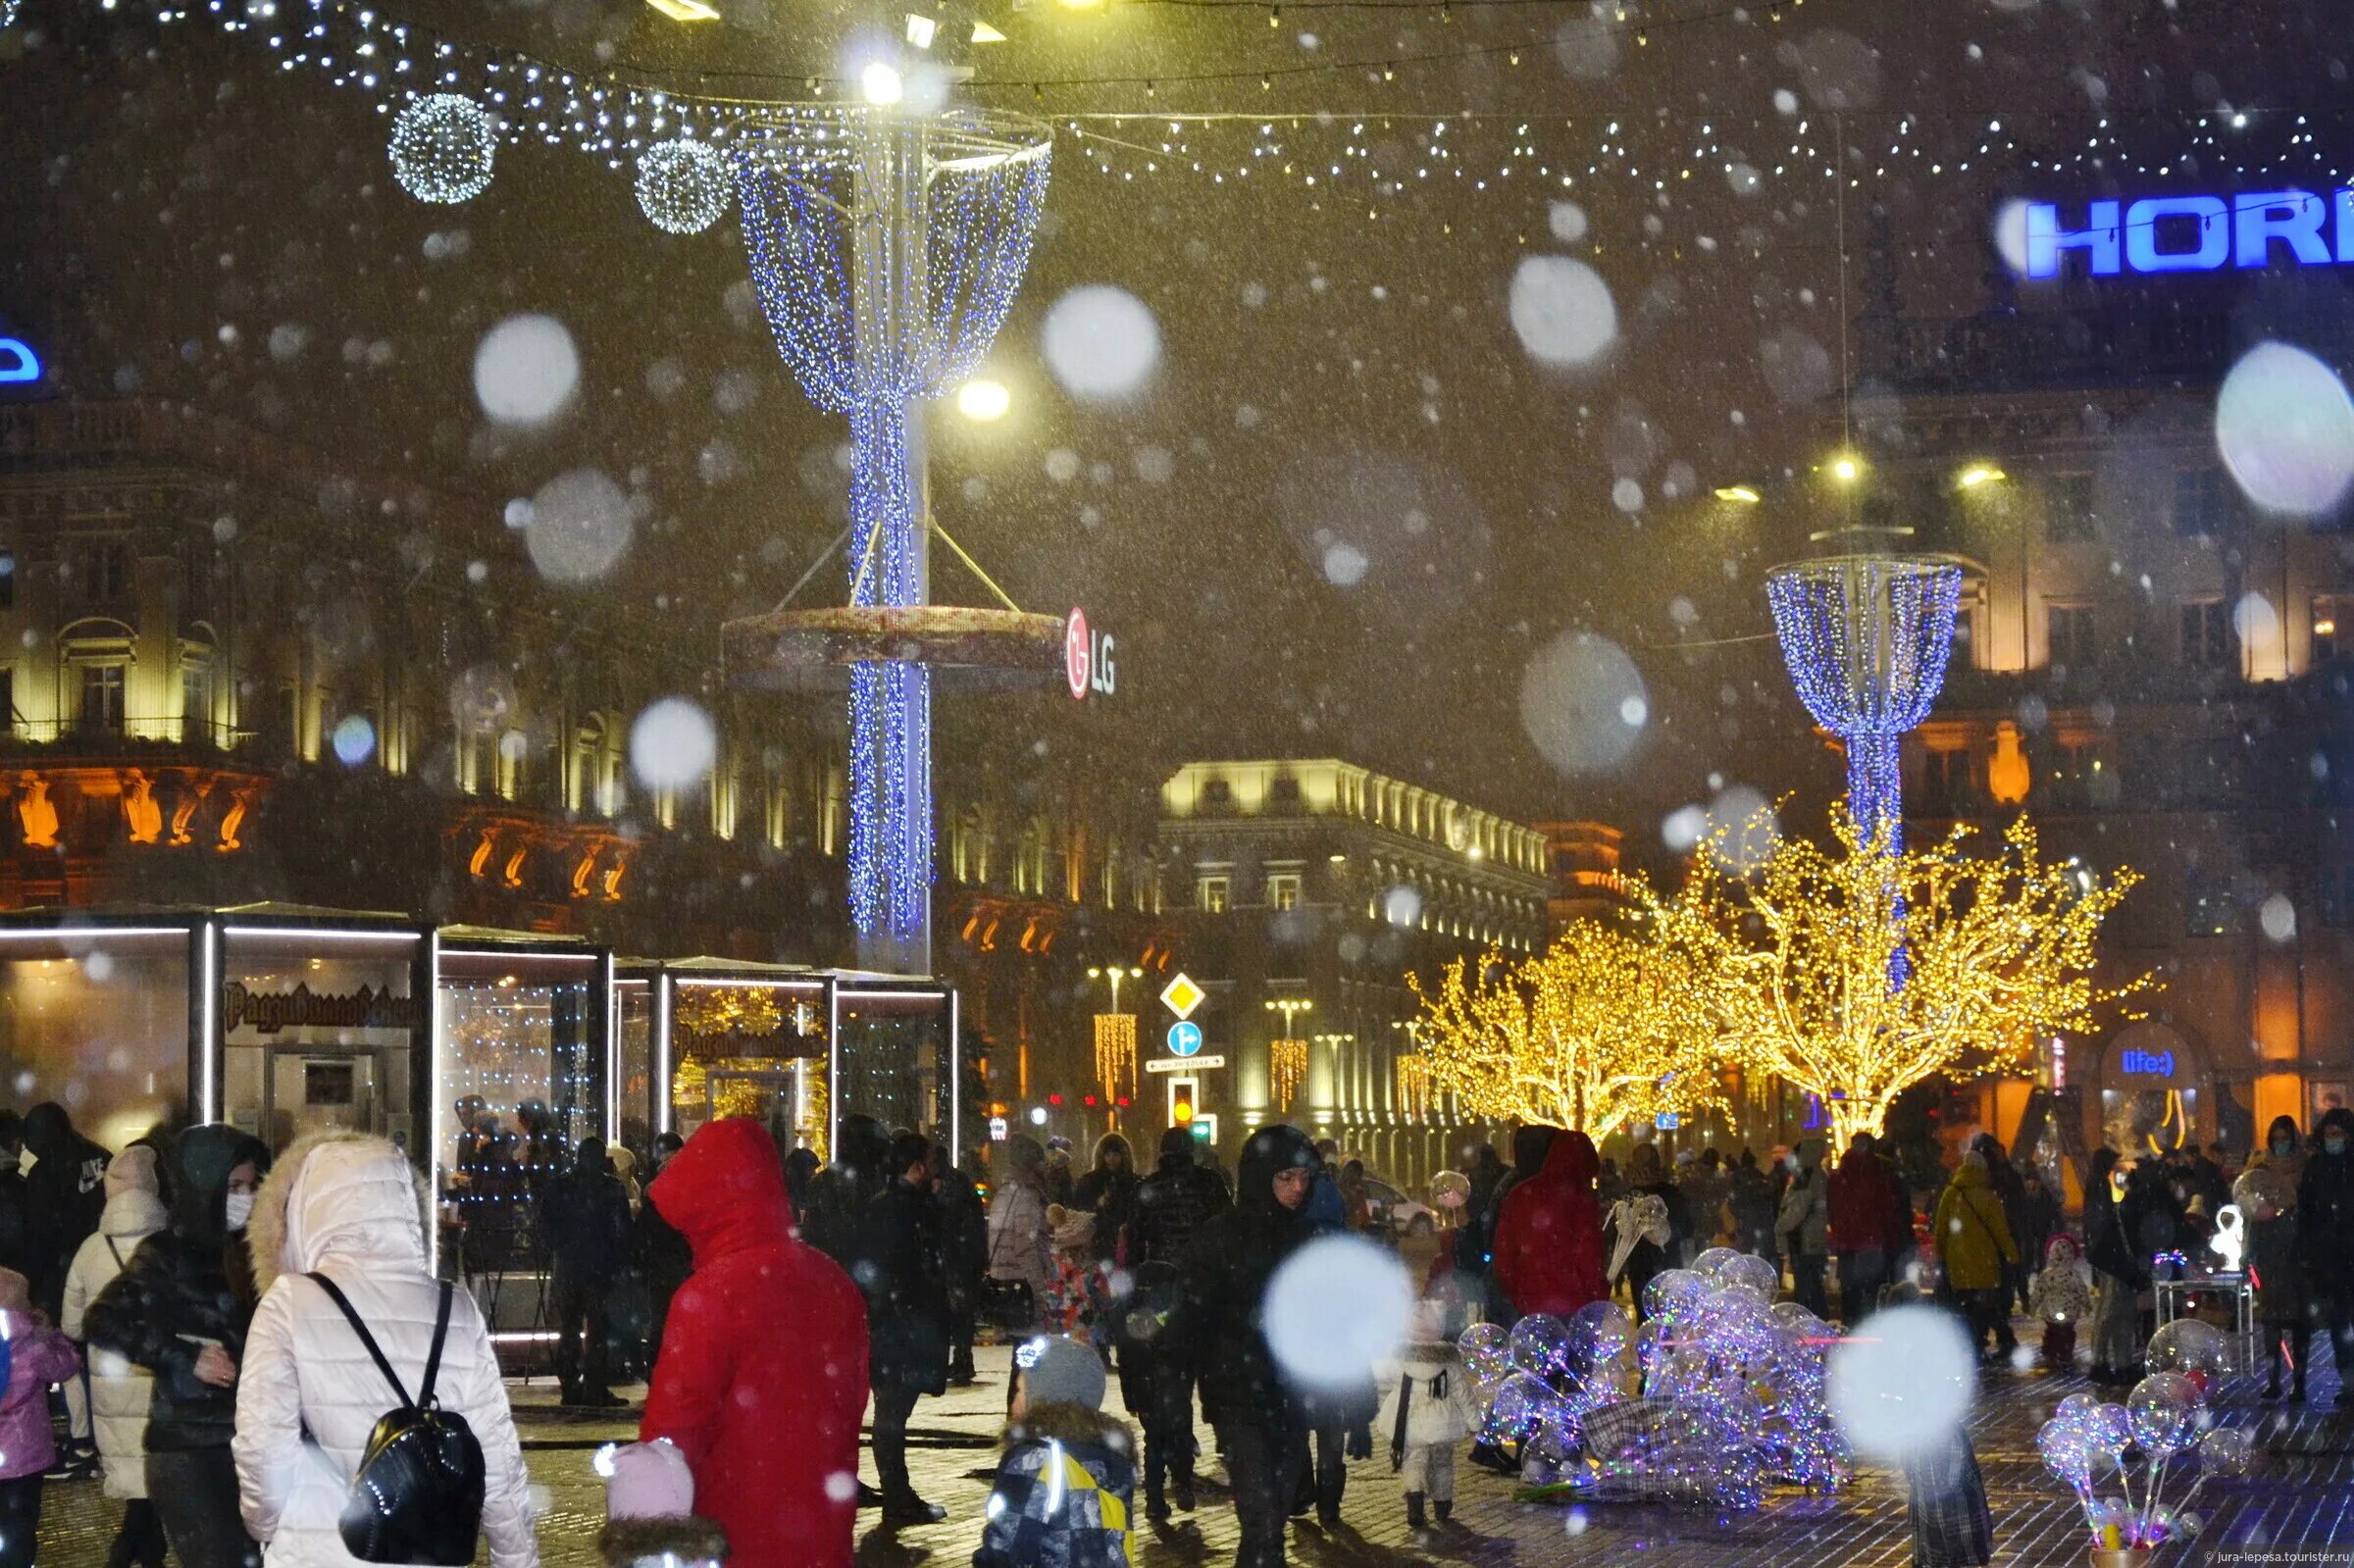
xmin=5 ymin=0 xmax=2350 ymax=877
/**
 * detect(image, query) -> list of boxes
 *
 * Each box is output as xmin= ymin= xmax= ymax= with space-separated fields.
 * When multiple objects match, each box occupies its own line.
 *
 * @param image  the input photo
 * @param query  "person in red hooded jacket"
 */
xmin=640 ymin=1118 xmax=870 ymax=1568
xmin=1491 ymin=1130 xmax=1608 ymax=1318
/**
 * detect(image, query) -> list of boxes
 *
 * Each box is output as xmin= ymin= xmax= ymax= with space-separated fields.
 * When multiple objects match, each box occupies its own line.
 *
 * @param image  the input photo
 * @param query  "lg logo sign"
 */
xmin=1064 ymin=607 xmax=1116 ymax=702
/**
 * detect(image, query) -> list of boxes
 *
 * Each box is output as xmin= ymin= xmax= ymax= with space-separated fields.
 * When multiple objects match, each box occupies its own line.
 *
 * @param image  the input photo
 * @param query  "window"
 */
xmin=79 ymin=663 xmax=125 ymax=734
xmin=0 ymin=670 xmax=14 ymax=734
xmin=1267 ymin=872 xmax=1302 ymax=912
xmin=1201 ymin=780 xmax=1232 ymax=805
xmin=2184 ymin=868 xmax=2232 ymax=938
xmin=1197 ymin=875 xmax=1230 ymax=914
xmin=1948 ymin=604 xmax=1974 ymax=669
xmin=2173 ymin=469 xmax=2227 ymax=538
xmin=1270 ymin=777 xmax=1301 ymax=803
xmin=0 ymin=551 xmax=15 ymax=611
xmin=2046 ymin=474 xmax=2096 ymax=542
xmin=2315 ymin=596 xmax=2343 ymax=664
xmin=180 ymin=663 xmax=209 ymax=743
xmin=2047 ymin=603 xmax=2096 ymax=669
xmin=77 ymin=540 xmax=128 ymax=604
xmin=2180 ymin=599 xmax=2231 ymax=669
xmin=1923 ymin=747 xmax=1972 ymax=807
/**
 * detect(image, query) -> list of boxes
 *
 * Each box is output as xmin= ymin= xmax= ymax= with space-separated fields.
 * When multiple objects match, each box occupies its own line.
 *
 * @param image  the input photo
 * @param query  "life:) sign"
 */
xmin=2024 ymin=190 xmax=2354 ymax=278
xmin=2119 ymin=1048 xmax=2176 ymax=1078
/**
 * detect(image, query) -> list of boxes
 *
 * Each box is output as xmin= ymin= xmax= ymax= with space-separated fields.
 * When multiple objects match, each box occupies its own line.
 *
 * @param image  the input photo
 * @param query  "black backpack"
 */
xmin=307 ymin=1274 xmax=487 ymax=1566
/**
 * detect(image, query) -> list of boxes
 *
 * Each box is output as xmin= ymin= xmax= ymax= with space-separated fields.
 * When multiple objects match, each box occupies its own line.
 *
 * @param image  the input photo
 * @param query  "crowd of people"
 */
xmin=0 ymin=1095 xmax=2343 ymax=1568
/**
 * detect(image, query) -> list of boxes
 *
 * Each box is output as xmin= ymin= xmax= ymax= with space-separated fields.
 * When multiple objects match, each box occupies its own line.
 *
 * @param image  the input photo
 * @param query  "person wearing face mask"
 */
xmin=85 ymin=1125 xmax=270 ymax=1568
xmin=2259 ymin=1115 xmax=2308 ymax=1188
xmin=2296 ymin=1107 xmax=2354 ymax=1406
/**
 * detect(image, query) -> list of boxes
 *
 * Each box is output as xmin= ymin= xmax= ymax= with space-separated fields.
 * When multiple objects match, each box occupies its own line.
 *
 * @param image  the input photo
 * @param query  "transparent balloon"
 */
xmin=2146 ymin=1319 xmax=2229 ymax=1383
xmin=2196 ymin=1425 xmax=2255 ymax=1480
xmin=1510 ymin=1313 xmax=1573 ymax=1378
xmin=2127 ymin=1373 xmax=2202 ymax=1460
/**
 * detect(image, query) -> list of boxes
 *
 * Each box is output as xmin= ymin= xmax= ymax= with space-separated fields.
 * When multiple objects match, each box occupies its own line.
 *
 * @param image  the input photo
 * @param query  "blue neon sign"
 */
xmin=2120 ymin=1048 xmax=2175 ymax=1078
xmin=2023 ymin=190 xmax=2354 ymax=278
xmin=0 ymin=337 xmax=38 ymax=384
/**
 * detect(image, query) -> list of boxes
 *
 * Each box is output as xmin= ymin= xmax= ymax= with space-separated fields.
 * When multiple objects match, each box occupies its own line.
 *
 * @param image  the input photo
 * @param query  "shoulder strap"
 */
xmin=105 ymin=1237 xmax=125 ymax=1269
xmin=418 ymin=1283 xmax=454 ymax=1408
xmin=307 ymin=1273 xmax=414 ymax=1410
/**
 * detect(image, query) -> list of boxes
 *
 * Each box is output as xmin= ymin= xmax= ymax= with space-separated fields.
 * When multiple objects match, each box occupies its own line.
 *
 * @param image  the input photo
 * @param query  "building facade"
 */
xmin=1838 ymin=257 xmax=2354 ymax=1163
xmin=1154 ymin=757 xmax=1553 ymax=1186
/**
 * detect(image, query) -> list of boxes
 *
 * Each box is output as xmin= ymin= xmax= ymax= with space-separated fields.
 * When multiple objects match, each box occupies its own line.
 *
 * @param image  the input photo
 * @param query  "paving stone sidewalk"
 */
xmin=34 ymin=1331 xmax=2354 ymax=1567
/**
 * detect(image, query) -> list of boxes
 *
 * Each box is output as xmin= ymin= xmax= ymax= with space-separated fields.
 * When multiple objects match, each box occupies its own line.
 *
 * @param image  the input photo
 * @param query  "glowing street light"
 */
xmin=1264 ymin=995 xmax=1313 ymax=1030
xmin=860 ymin=61 xmax=905 ymax=106
xmin=1088 ymin=963 xmax=1140 ymax=1011
xmin=1714 ymin=484 xmax=1762 ymax=504
xmin=1957 ymin=465 xmax=2007 ymax=489
xmin=956 ymin=378 xmax=1011 ymax=421
xmin=1830 ymin=455 xmax=1862 ymax=483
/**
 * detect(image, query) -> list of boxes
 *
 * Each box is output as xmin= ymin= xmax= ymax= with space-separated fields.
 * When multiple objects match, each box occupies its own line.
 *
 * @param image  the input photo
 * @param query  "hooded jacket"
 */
xmin=0 ymin=1298 xmax=81 ymax=1483
xmin=231 ymin=1132 xmax=536 ymax=1568
xmin=1179 ymin=1124 xmax=1318 ymax=1428
xmin=640 ymin=1118 xmax=870 ymax=1568
xmin=799 ymin=1114 xmax=892 ymax=1267
xmin=1827 ymin=1145 xmax=1910 ymax=1256
xmin=62 ymin=1157 xmax=171 ymax=1499
xmin=85 ymin=1122 xmax=268 ymax=1453
xmin=23 ymin=1101 xmax=112 ymax=1312
xmin=1071 ymin=1135 xmax=1140 ymax=1262
xmin=972 ymin=1402 xmax=1138 ymax=1568
xmin=2298 ymin=1107 xmax=2354 ymax=1296
xmin=2028 ymin=1235 xmax=2094 ymax=1325
xmin=1931 ymin=1159 xmax=2019 ymax=1292
xmin=537 ymin=1138 xmax=634 ymax=1289
xmin=1128 ymin=1132 xmax=1230 ymax=1269
xmin=1491 ymin=1131 xmax=1608 ymax=1318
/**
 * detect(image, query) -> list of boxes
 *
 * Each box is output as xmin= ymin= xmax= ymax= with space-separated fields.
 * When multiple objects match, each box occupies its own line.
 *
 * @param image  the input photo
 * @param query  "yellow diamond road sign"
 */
xmin=1159 ymin=973 xmax=1205 ymax=1021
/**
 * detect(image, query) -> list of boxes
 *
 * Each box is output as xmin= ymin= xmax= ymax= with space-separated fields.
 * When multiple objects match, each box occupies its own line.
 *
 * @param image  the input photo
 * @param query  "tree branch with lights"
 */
xmin=1407 ymin=920 xmax=1728 ymax=1141
xmin=1655 ymin=806 xmax=2155 ymax=1147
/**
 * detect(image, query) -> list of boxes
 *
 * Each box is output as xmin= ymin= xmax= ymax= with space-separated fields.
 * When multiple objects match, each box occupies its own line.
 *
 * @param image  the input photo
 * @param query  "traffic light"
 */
xmin=1191 ymin=1121 xmax=1212 ymax=1140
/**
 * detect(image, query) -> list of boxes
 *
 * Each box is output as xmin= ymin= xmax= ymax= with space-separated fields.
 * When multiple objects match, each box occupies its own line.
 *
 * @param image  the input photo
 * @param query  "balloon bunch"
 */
xmin=1460 ymin=1247 xmax=1850 ymax=1510
xmin=2035 ymin=1321 xmax=2253 ymax=1554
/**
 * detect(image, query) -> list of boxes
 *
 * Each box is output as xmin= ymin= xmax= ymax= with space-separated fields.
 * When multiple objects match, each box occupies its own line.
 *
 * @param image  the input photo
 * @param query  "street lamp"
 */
xmin=956 ymin=378 xmax=1011 ymax=421
xmin=1264 ymin=995 xmax=1312 ymax=1031
xmin=1090 ymin=965 xmax=1142 ymax=1120
xmin=1088 ymin=964 xmax=1140 ymax=1012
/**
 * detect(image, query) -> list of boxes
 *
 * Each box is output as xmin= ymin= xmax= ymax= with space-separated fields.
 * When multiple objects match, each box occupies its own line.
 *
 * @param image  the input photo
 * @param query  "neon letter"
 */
xmin=2125 ymin=196 xmax=2228 ymax=273
xmin=2024 ymin=202 xmax=2122 ymax=278
xmin=0 ymin=339 xmax=38 ymax=384
xmin=2234 ymin=190 xmax=2328 ymax=268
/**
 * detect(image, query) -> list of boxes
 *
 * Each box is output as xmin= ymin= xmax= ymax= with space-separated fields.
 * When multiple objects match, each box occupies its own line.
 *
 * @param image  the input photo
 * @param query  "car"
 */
xmin=1361 ymin=1176 xmax=1437 ymax=1239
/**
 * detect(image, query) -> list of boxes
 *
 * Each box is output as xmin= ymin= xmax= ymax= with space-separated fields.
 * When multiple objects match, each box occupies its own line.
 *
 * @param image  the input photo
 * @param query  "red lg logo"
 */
xmin=1065 ymin=607 xmax=1092 ymax=701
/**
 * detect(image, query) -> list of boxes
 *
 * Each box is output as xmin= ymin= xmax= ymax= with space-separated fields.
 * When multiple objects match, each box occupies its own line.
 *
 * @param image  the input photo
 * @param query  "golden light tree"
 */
xmin=1654 ymin=806 xmax=2155 ymax=1147
xmin=1407 ymin=920 xmax=1729 ymax=1140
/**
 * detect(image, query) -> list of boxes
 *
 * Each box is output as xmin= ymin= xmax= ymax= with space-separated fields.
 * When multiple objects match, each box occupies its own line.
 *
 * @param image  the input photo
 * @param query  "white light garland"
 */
xmin=635 ymin=136 xmax=735 ymax=234
xmin=389 ymin=91 xmax=498 ymax=203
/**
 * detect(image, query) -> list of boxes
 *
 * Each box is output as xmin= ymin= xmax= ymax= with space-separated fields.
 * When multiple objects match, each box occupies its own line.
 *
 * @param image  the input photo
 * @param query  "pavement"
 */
xmin=32 ymin=1321 xmax=2354 ymax=1567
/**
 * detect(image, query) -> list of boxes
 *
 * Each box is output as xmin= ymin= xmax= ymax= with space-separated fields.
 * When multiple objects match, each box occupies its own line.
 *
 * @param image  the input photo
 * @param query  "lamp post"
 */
xmin=1264 ymin=996 xmax=1311 ymax=1112
xmin=1089 ymin=964 xmax=1140 ymax=1123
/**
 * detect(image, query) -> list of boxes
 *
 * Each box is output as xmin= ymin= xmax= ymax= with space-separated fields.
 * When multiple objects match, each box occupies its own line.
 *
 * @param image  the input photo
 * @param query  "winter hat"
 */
xmin=2044 ymin=1234 xmax=2081 ymax=1265
xmin=1003 ymin=1134 xmax=1047 ymax=1176
xmin=599 ymin=1442 xmax=729 ymax=1568
xmin=0 ymin=1268 xmax=29 ymax=1314
xmin=106 ymin=1143 xmax=160 ymax=1199
xmin=1017 ymin=1335 xmax=1106 ymax=1411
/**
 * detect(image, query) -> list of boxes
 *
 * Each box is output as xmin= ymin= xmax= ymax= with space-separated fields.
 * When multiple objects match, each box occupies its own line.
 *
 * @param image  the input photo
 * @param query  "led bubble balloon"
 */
xmin=1510 ymin=1313 xmax=1573 ymax=1378
xmin=2127 ymin=1373 xmax=2203 ymax=1460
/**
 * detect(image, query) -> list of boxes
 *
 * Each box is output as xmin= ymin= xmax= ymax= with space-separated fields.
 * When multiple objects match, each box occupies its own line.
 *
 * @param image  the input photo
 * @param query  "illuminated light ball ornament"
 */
xmin=630 ymin=697 xmax=719 ymax=792
xmin=1041 ymin=285 xmax=1160 ymax=402
xmin=331 ymin=713 xmax=377 ymax=767
xmin=1264 ymin=1234 xmax=1412 ymax=1392
xmin=388 ymin=93 xmax=499 ymax=206
xmin=635 ymin=139 xmax=736 ymax=236
xmin=1825 ymin=1303 xmax=1975 ymax=1462
xmin=2214 ymin=341 xmax=2354 ymax=518
xmin=1518 ymin=630 xmax=1647 ymax=775
xmin=1508 ymin=255 xmax=1617 ymax=368
xmin=526 ymin=468 xmax=635 ymax=583
xmin=474 ymin=315 xmax=580 ymax=429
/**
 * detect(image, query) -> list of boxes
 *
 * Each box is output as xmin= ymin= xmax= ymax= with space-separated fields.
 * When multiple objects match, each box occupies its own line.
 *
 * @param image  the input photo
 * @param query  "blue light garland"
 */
xmin=1766 ymin=555 xmax=1962 ymax=858
xmin=738 ymin=123 xmax=1051 ymax=941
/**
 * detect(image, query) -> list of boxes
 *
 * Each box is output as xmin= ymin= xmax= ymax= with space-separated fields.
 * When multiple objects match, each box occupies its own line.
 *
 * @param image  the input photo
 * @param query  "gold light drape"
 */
xmin=1271 ymin=1037 xmax=1307 ymax=1110
xmin=1094 ymin=1013 xmax=1138 ymax=1101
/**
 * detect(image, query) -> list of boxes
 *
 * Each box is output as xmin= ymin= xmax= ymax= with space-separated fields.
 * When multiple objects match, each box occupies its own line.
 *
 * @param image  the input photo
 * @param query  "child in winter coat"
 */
xmin=0 ymin=1265 xmax=85 ymax=1568
xmin=2027 ymin=1234 xmax=2093 ymax=1371
xmin=1375 ymin=1301 xmax=1482 ymax=1533
xmin=976 ymin=1336 xmax=1135 ymax=1568
xmin=599 ymin=1439 xmax=727 ymax=1568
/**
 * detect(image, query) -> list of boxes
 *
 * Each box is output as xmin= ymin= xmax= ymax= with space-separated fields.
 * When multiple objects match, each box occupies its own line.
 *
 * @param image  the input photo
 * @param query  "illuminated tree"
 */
xmin=1656 ymin=807 xmax=2155 ymax=1148
xmin=1407 ymin=920 xmax=1728 ymax=1141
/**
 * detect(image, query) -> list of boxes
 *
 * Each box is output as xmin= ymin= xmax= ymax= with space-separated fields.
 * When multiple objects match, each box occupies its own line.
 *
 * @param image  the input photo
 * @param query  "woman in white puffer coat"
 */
xmin=61 ymin=1143 xmax=171 ymax=1568
xmin=230 ymin=1131 xmax=537 ymax=1568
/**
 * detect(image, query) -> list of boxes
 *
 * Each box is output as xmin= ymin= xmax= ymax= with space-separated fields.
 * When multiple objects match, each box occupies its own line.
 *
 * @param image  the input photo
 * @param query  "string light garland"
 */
xmin=1093 ymin=1013 xmax=1138 ymax=1102
xmin=673 ymin=984 xmax=785 ymax=1039
xmin=635 ymin=136 xmax=736 ymax=233
xmin=1407 ymin=920 xmax=1726 ymax=1141
xmin=389 ymin=92 xmax=498 ymax=203
xmin=1270 ymin=1036 xmax=1307 ymax=1109
xmin=1653 ymin=807 xmax=2157 ymax=1149
xmin=1766 ymin=555 xmax=1961 ymax=857
xmin=1396 ymin=1051 xmax=1434 ymax=1123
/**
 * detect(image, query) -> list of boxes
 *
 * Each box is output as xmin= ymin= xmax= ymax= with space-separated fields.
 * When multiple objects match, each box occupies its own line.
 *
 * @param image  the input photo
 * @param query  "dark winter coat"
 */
xmin=1726 ymin=1164 xmax=1777 ymax=1255
xmin=641 ymin=1118 xmax=870 ymax=1568
xmin=2083 ymin=1151 xmax=2144 ymax=1289
xmin=1491 ymin=1131 xmax=1608 ymax=1318
xmin=973 ymin=1402 xmax=1137 ymax=1568
xmin=1128 ymin=1147 xmax=1230 ymax=1268
xmin=856 ymin=1176 xmax=950 ymax=1395
xmin=798 ymin=1114 xmax=892 ymax=1270
xmin=940 ymin=1162 xmax=991 ymax=1306
xmin=23 ymin=1102 xmax=111 ymax=1315
xmin=1828 ymin=1147 xmax=1909 ymax=1257
xmin=83 ymin=1124 xmax=267 ymax=1453
xmin=2248 ymin=1207 xmax=2307 ymax=1325
xmin=1072 ymin=1170 xmax=1141 ymax=1264
xmin=537 ymin=1143 xmax=635 ymax=1289
xmin=2297 ymin=1108 xmax=2354 ymax=1299
xmin=1180 ymin=1125 xmax=1317 ymax=1430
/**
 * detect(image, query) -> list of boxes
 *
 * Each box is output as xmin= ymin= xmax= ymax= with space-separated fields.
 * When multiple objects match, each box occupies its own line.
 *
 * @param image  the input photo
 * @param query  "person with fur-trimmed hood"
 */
xmin=62 ymin=1143 xmax=172 ymax=1568
xmin=1375 ymin=1300 xmax=1481 ymax=1534
xmin=2027 ymin=1233 xmax=2093 ymax=1371
xmin=231 ymin=1131 xmax=537 ymax=1568
xmin=975 ymin=1336 xmax=1136 ymax=1568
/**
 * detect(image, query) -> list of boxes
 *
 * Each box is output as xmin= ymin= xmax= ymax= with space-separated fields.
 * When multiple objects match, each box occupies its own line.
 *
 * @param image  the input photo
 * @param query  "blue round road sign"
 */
xmin=1167 ymin=1021 xmax=1203 ymax=1057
